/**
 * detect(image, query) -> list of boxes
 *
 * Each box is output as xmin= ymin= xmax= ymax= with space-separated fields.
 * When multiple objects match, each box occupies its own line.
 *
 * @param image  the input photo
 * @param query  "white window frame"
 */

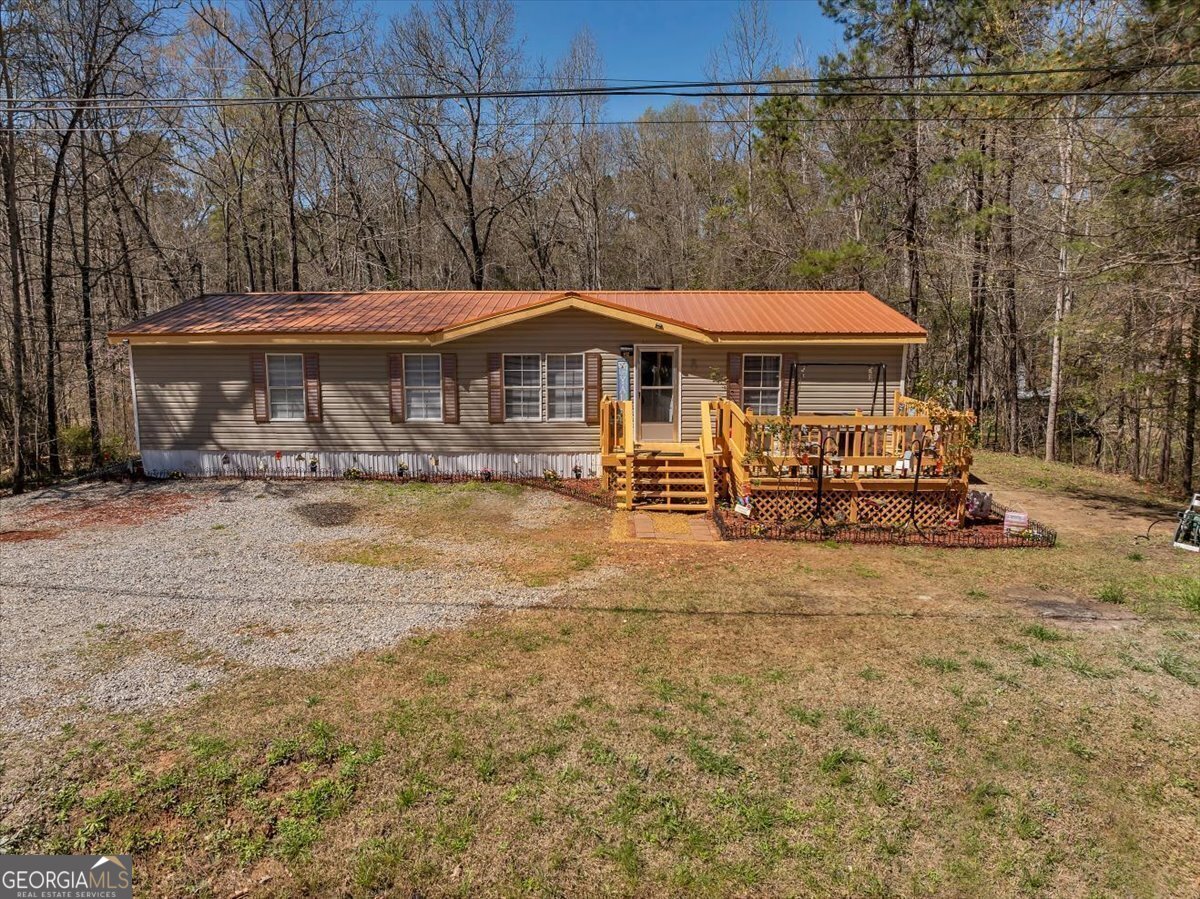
xmin=545 ymin=353 xmax=585 ymax=422
xmin=265 ymin=352 xmax=306 ymax=422
xmin=402 ymin=353 xmax=443 ymax=422
xmin=503 ymin=353 xmax=543 ymax=422
xmin=742 ymin=353 xmax=782 ymax=416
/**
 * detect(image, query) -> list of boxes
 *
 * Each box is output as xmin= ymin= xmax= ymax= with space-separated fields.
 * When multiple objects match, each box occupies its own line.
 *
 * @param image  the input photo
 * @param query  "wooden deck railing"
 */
xmin=599 ymin=396 xmax=636 ymax=509
xmin=712 ymin=394 xmax=973 ymax=522
xmin=599 ymin=395 xmax=633 ymax=457
xmin=600 ymin=393 xmax=973 ymax=523
xmin=699 ymin=400 xmax=718 ymax=509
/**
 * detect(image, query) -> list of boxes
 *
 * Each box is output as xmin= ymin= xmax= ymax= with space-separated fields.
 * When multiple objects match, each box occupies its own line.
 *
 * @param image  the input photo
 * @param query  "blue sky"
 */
xmin=511 ymin=0 xmax=843 ymax=119
xmin=376 ymin=0 xmax=845 ymax=120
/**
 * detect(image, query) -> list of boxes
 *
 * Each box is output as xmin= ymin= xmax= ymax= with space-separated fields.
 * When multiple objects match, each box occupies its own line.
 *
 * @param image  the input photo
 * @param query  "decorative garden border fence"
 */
xmin=160 ymin=466 xmax=617 ymax=509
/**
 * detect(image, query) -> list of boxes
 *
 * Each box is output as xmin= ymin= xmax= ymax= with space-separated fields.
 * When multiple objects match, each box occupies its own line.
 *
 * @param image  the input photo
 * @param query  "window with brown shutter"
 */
xmin=584 ymin=352 xmax=602 ymax=425
xmin=388 ymin=353 xmax=404 ymax=423
xmin=303 ymin=353 xmax=322 ymax=422
xmin=487 ymin=352 xmax=504 ymax=423
xmin=265 ymin=354 xmax=305 ymax=420
xmin=441 ymin=353 xmax=459 ymax=424
xmin=250 ymin=353 xmax=269 ymax=423
xmin=726 ymin=352 xmax=743 ymax=405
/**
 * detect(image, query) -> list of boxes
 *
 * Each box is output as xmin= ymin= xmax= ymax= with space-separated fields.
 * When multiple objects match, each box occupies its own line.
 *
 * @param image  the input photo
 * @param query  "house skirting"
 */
xmin=141 ymin=450 xmax=603 ymax=480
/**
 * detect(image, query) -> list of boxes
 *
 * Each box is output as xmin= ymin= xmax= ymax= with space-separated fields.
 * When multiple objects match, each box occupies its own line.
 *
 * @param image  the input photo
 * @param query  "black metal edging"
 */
xmin=169 ymin=470 xmax=618 ymax=510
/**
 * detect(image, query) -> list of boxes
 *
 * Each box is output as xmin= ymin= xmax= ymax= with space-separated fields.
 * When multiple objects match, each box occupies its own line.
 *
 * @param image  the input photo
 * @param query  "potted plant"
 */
xmin=481 ymin=467 xmax=493 ymax=482
xmin=572 ymin=464 xmax=583 ymax=480
xmin=396 ymin=461 xmax=409 ymax=479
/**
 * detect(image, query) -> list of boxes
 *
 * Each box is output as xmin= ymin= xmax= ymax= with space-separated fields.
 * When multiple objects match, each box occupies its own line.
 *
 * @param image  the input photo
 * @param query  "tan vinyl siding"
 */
xmin=133 ymin=308 xmax=905 ymax=453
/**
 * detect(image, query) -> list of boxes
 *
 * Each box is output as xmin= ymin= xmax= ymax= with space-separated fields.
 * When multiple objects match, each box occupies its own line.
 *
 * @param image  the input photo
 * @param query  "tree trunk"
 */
xmin=1001 ymin=135 xmax=1020 ymax=454
xmin=965 ymin=130 xmax=990 ymax=420
xmin=1183 ymin=271 xmax=1199 ymax=496
xmin=900 ymin=23 xmax=922 ymax=376
xmin=1045 ymin=110 xmax=1075 ymax=463
xmin=1 ymin=28 xmax=28 ymax=492
xmin=40 ymin=123 xmax=83 ymax=478
xmin=80 ymin=133 xmax=102 ymax=466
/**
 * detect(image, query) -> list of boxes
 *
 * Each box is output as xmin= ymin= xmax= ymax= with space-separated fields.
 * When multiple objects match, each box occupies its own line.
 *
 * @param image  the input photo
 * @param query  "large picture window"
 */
xmin=742 ymin=354 xmax=781 ymax=415
xmin=503 ymin=354 xmax=542 ymax=421
xmin=404 ymin=354 xmax=442 ymax=421
xmin=266 ymin=353 xmax=305 ymax=421
xmin=546 ymin=354 xmax=584 ymax=421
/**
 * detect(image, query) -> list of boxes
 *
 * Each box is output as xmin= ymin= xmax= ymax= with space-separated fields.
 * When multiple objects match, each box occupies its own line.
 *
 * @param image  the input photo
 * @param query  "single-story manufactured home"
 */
xmin=108 ymin=289 xmax=927 ymax=506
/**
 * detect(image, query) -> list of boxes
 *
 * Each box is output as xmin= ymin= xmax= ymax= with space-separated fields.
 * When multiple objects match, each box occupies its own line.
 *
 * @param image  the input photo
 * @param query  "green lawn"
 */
xmin=4 ymin=452 xmax=1199 ymax=897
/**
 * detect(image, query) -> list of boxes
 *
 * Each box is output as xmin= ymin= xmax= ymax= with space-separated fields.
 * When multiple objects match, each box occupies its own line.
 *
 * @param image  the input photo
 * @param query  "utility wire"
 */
xmin=5 ymin=86 xmax=1200 ymax=116
xmin=2 ymin=60 xmax=1198 ymax=112
xmin=6 ymin=55 xmax=1191 ymax=84
xmin=5 ymin=111 xmax=1198 ymax=133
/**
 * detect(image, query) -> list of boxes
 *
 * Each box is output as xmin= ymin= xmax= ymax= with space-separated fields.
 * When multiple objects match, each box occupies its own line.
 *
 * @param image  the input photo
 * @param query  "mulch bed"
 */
xmin=0 ymin=528 xmax=65 ymax=543
xmin=713 ymin=501 xmax=1056 ymax=549
xmin=0 ymin=491 xmax=197 ymax=542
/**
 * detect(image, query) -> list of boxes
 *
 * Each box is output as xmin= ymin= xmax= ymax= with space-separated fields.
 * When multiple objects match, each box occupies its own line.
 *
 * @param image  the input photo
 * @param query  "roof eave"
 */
xmin=109 ymin=330 xmax=927 ymax=347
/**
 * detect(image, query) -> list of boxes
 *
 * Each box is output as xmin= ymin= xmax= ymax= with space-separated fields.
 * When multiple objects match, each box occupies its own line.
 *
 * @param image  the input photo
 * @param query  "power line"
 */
xmin=3 ymin=60 xmax=1198 ymax=113
xmin=5 ymin=87 xmax=1200 ymax=116
xmin=32 ymin=56 xmax=1192 ymax=86
xmin=6 ymin=112 xmax=1195 ymax=134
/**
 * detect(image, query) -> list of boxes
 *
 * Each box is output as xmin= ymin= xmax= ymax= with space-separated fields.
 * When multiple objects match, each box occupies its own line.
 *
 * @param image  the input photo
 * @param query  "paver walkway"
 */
xmin=629 ymin=511 xmax=718 ymax=542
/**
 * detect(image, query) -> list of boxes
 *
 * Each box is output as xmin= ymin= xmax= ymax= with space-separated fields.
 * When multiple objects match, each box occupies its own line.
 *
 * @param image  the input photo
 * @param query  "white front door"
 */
xmin=635 ymin=345 xmax=680 ymax=442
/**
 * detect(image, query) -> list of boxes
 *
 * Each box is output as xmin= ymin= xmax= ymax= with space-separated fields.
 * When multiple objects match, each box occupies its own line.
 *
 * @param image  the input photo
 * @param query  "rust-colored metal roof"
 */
xmin=109 ymin=290 xmax=925 ymax=340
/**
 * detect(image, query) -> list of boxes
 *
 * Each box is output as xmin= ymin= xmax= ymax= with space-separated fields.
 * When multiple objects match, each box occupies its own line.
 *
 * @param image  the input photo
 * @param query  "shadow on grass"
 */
xmin=0 ymin=577 xmax=1181 ymax=623
xmin=1057 ymin=485 xmax=1182 ymax=520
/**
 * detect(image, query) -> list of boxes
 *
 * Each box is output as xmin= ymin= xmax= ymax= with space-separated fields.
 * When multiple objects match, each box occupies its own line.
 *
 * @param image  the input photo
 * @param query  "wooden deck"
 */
xmin=600 ymin=393 xmax=974 ymax=526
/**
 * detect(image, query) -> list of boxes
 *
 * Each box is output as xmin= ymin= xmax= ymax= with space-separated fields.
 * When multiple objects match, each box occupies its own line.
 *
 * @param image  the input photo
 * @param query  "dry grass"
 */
xmin=75 ymin=626 xmax=221 ymax=674
xmin=3 ymin=452 xmax=1199 ymax=898
xmin=307 ymin=538 xmax=442 ymax=571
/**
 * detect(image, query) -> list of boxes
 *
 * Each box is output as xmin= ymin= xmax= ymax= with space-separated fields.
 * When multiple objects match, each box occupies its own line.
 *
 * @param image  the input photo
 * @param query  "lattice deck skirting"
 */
xmin=714 ymin=502 xmax=1056 ymax=549
xmin=746 ymin=485 xmax=964 ymax=529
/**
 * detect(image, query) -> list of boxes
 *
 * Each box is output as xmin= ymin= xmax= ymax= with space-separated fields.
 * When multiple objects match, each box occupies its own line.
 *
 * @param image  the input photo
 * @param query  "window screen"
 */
xmin=742 ymin=355 xmax=781 ymax=415
xmin=404 ymin=354 xmax=442 ymax=421
xmin=267 ymin=354 xmax=305 ymax=421
xmin=504 ymin=354 xmax=542 ymax=421
xmin=546 ymin=354 xmax=584 ymax=421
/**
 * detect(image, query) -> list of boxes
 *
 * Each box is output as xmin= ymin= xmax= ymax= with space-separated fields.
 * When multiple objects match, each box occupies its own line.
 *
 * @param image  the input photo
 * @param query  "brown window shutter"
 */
xmin=388 ymin=353 xmax=405 ymax=423
xmin=781 ymin=353 xmax=796 ymax=412
xmin=726 ymin=352 xmax=743 ymax=406
xmin=303 ymin=353 xmax=322 ymax=422
xmin=441 ymin=353 xmax=459 ymax=424
xmin=584 ymin=352 xmax=602 ymax=425
xmin=487 ymin=352 xmax=504 ymax=423
xmin=250 ymin=353 xmax=269 ymax=423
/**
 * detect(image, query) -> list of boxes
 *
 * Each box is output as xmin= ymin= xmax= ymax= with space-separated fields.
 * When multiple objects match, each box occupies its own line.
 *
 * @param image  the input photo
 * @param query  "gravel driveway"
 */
xmin=0 ymin=479 xmax=603 ymax=741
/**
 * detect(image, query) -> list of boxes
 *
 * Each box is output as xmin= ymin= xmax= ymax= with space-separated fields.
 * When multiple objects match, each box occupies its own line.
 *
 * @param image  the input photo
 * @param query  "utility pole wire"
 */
xmin=3 ymin=59 xmax=1198 ymax=111
xmin=5 ymin=111 xmax=1198 ymax=133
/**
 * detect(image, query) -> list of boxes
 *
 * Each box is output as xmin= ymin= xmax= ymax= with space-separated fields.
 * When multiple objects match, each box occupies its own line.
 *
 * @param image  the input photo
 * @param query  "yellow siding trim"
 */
xmin=437 ymin=296 xmax=714 ymax=344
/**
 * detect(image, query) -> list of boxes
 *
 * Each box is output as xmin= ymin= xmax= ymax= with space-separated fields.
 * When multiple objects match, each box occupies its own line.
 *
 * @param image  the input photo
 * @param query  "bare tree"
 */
xmin=374 ymin=0 xmax=536 ymax=290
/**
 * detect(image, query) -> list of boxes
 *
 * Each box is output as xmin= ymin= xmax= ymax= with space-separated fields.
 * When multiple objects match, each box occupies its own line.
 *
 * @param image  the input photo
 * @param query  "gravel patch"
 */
xmin=0 ymin=479 xmax=611 ymax=741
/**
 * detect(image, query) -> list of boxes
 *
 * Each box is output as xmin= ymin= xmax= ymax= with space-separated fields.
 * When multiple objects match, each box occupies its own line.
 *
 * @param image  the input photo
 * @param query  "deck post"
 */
xmin=623 ymin=399 xmax=634 ymax=511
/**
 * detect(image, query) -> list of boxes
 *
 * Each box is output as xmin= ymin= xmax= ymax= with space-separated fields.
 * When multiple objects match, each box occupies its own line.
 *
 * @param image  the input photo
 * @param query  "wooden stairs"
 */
xmin=614 ymin=449 xmax=713 ymax=512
